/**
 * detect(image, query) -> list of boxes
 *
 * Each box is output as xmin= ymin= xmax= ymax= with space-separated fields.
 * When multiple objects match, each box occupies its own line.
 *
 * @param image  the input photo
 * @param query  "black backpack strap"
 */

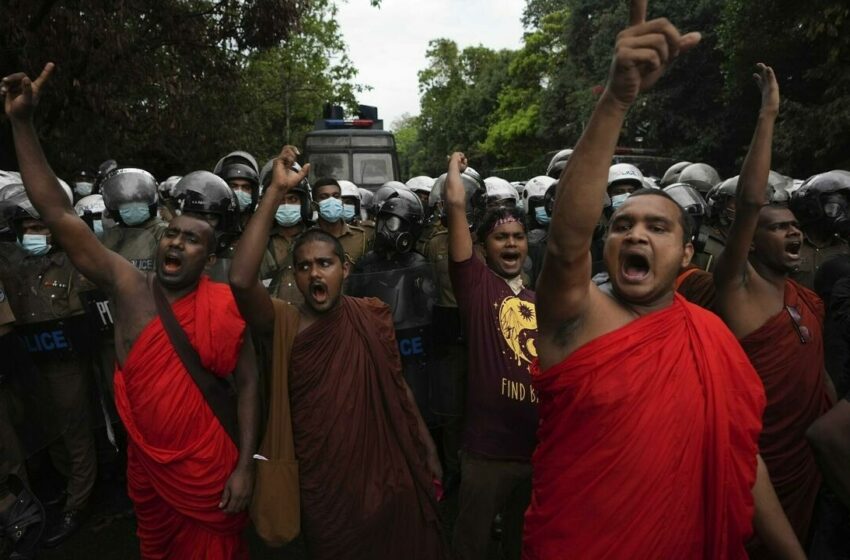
xmin=150 ymin=276 xmax=239 ymax=444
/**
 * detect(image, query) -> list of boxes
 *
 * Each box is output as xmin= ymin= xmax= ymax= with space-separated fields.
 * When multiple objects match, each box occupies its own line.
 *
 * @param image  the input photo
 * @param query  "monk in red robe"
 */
xmin=526 ymin=3 xmax=805 ymax=558
xmin=713 ymin=62 xmax=833 ymax=551
xmin=4 ymin=67 xmax=259 ymax=560
xmin=230 ymin=147 xmax=448 ymax=559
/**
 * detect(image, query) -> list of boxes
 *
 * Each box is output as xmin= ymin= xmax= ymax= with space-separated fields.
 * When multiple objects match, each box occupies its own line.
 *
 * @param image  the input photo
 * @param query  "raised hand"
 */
xmin=1 ymin=62 xmax=55 ymax=121
xmin=754 ymin=63 xmax=780 ymax=117
xmin=270 ymin=144 xmax=310 ymax=192
xmin=605 ymin=0 xmax=700 ymax=108
xmin=448 ymin=151 xmax=468 ymax=174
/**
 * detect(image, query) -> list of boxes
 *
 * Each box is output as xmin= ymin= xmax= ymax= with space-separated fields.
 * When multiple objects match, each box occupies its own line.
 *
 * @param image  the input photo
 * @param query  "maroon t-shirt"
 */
xmin=450 ymin=255 xmax=538 ymax=460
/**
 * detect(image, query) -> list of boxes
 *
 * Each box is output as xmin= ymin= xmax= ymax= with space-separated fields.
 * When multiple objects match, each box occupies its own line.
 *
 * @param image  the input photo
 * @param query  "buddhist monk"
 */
xmin=523 ymin=2 xmax=805 ymax=558
xmin=228 ymin=146 xmax=448 ymax=559
xmin=3 ymin=64 xmax=259 ymax=560
xmin=713 ymin=62 xmax=834 ymax=551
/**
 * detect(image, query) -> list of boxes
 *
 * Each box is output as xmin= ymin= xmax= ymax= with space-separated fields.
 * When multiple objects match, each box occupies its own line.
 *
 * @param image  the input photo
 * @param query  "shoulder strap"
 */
xmin=150 ymin=276 xmax=239 ymax=444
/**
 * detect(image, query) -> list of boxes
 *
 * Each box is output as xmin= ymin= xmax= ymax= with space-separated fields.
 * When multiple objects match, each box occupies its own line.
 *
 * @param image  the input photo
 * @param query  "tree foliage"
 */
xmin=0 ymin=0 xmax=367 ymax=178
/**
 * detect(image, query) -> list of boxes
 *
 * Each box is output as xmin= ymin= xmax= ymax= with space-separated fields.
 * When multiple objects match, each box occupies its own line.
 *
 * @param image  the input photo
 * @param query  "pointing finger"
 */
xmin=33 ymin=62 xmax=55 ymax=89
xmin=630 ymin=0 xmax=647 ymax=26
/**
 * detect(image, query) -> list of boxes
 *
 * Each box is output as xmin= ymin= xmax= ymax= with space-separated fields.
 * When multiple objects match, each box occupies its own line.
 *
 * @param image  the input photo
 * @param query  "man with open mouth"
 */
xmin=230 ymin=146 xmax=448 ymax=559
xmin=525 ymin=2 xmax=804 ymax=558
xmin=713 ymin=63 xmax=834 ymax=554
xmin=443 ymin=151 xmax=538 ymax=560
xmin=3 ymin=64 xmax=260 ymax=559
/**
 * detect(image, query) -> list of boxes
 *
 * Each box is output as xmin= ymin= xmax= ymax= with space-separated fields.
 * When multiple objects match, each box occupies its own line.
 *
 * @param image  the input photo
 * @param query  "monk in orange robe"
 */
xmin=713 ymin=63 xmax=833 ymax=550
xmin=525 ymin=4 xmax=805 ymax=558
xmin=4 ymin=65 xmax=259 ymax=560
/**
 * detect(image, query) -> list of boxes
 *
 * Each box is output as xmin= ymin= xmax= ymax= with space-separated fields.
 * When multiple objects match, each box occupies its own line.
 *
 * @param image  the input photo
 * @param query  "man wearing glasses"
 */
xmin=714 ymin=63 xmax=835 ymax=553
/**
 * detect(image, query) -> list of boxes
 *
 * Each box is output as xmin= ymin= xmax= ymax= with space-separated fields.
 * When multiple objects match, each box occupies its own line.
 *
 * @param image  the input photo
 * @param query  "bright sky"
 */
xmin=336 ymin=0 xmax=526 ymax=131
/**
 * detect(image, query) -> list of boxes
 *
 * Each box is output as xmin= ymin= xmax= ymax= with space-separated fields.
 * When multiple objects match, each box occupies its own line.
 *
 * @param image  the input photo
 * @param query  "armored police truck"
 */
xmin=303 ymin=104 xmax=401 ymax=192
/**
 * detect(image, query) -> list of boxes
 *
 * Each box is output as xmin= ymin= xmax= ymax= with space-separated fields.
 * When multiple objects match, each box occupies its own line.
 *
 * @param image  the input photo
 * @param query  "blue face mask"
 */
xmin=93 ymin=219 xmax=104 ymax=235
xmin=119 ymin=202 xmax=150 ymax=226
xmin=275 ymin=204 xmax=302 ymax=227
xmin=318 ymin=197 xmax=344 ymax=223
xmin=343 ymin=204 xmax=356 ymax=222
xmin=611 ymin=193 xmax=630 ymax=210
xmin=234 ymin=190 xmax=253 ymax=211
xmin=74 ymin=182 xmax=93 ymax=196
xmin=534 ymin=206 xmax=551 ymax=225
xmin=20 ymin=234 xmax=51 ymax=256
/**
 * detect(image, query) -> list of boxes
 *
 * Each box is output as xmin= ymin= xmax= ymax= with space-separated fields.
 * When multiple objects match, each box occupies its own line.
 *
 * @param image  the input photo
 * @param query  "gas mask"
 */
xmin=376 ymin=214 xmax=413 ymax=254
xmin=824 ymin=193 xmax=850 ymax=237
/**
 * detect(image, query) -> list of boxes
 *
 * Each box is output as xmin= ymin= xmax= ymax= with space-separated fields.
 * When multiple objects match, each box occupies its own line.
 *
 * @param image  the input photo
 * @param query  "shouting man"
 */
xmin=524 ymin=2 xmax=804 ymax=558
xmin=2 ymin=64 xmax=258 ymax=559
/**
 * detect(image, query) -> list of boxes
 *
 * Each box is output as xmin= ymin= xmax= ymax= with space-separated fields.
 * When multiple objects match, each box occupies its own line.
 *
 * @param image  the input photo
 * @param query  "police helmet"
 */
xmin=213 ymin=151 xmax=259 ymax=176
xmin=678 ymin=163 xmax=721 ymax=195
xmin=92 ymin=159 xmax=118 ymax=194
xmin=430 ymin=173 xmax=485 ymax=227
xmin=259 ymin=157 xmax=312 ymax=223
xmin=522 ymin=176 xmax=557 ymax=214
xmin=663 ymin=183 xmax=709 ymax=249
xmin=0 ymin=187 xmax=72 ymax=240
xmin=75 ymin=194 xmax=107 ymax=232
xmin=100 ymin=168 xmax=158 ymax=225
xmin=158 ymin=175 xmax=182 ymax=200
xmin=607 ymin=164 xmax=645 ymax=195
xmin=483 ymin=177 xmax=519 ymax=208
xmin=660 ymin=161 xmax=692 ymax=187
xmin=546 ymin=149 xmax=573 ymax=179
xmin=706 ymin=176 xmax=738 ymax=225
xmin=358 ymin=188 xmax=374 ymax=221
xmin=339 ymin=180 xmax=362 ymax=222
xmin=406 ymin=176 xmax=435 ymax=195
xmin=175 ymin=171 xmax=241 ymax=234
xmin=375 ymin=187 xmax=424 ymax=254
xmin=790 ymin=170 xmax=850 ymax=237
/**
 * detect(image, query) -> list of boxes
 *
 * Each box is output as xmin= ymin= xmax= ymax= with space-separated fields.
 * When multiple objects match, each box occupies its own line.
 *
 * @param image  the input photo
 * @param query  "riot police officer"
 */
xmin=69 ymin=169 xmax=95 ymax=201
xmin=546 ymin=149 xmax=573 ymax=180
xmin=214 ymin=151 xmax=260 ymax=228
xmin=659 ymin=161 xmax=692 ymax=187
xmin=74 ymin=194 xmax=107 ymax=237
xmin=313 ymin=177 xmax=370 ymax=264
xmin=157 ymin=175 xmax=181 ymax=222
xmin=789 ymin=170 xmax=850 ymax=290
xmin=407 ymin=176 xmax=439 ymax=254
xmin=521 ymin=175 xmax=557 ymax=287
xmin=677 ymin=162 xmax=721 ymax=197
xmin=0 ymin=190 xmax=96 ymax=548
xmin=99 ymin=168 xmax=168 ymax=273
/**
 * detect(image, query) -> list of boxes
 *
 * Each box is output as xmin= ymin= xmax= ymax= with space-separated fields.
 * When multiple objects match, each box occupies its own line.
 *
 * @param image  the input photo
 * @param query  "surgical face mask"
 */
xmin=234 ymin=190 xmax=253 ymax=212
xmin=611 ymin=193 xmax=630 ymax=210
xmin=118 ymin=202 xmax=150 ymax=226
xmin=20 ymin=234 xmax=51 ymax=256
xmin=74 ymin=182 xmax=93 ymax=196
xmin=343 ymin=203 xmax=356 ymax=222
xmin=93 ymin=219 xmax=104 ymax=235
xmin=318 ymin=197 xmax=344 ymax=223
xmin=275 ymin=204 xmax=302 ymax=227
xmin=534 ymin=206 xmax=551 ymax=225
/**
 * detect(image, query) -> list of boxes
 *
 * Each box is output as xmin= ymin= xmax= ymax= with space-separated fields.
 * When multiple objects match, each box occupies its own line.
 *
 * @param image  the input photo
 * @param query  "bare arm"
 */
xmin=2 ymin=64 xmax=136 ymax=291
xmin=807 ymin=399 xmax=850 ymax=509
xmin=713 ymin=64 xmax=780 ymax=292
xmin=445 ymin=152 xmax=473 ymax=263
xmin=219 ymin=334 xmax=259 ymax=514
xmin=752 ymin=454 xmax=806 ymax=559
xmin=537 ymin=2 xmax=701 ymax=334
xmin=229 ymin=146 xmax=309 ymax=335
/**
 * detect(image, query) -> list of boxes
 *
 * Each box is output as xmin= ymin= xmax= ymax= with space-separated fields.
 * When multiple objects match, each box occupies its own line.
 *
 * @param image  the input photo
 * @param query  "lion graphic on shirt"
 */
xmin=498 ymin=296 xmax=538 ymax=367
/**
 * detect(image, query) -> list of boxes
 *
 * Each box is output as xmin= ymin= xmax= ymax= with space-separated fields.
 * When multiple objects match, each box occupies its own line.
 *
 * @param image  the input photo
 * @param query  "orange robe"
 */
xmin=114 ymin=277 xmax=248 ymax=560
xmin=523 ymin=295 xmax=765 ymax=559
xmin=739 ymin=279 xmax=833 ymax=544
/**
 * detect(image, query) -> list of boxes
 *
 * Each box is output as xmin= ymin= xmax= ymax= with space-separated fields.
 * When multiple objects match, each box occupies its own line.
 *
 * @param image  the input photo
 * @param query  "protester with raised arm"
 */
xmin=524 ymin=1 xmax=804 ymax=558
xmin=713 ymin=63 xmax=834 ymax=551
xmin=2 ymin=63 xmax=259 ymax=559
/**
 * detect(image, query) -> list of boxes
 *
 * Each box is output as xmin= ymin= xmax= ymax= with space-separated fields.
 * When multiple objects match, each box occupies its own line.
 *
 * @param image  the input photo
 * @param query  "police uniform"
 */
xmin=792 ymin=235 xmax=850 ymax=291
xmin=0 ymin=277 xmax=29 ymax=506
xmin=354 ymin=219 xmax=376 ymax=249
xmin=336 ymin=222 xmax=370 ymax=265
xmin=267 ymin=225 xmax=307 ymax=306
xmin=416 ymin=220 xmax=444 ymax=257
xmin=99 ymin=218 xmax=168 ymax=273
xmin=0 ymin=246 xmax=96 ymax=514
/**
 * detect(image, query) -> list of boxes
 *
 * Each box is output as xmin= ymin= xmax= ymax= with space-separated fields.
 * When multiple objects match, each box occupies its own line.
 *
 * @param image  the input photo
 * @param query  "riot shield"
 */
xmin=100 ymin=226 xmax=161 ymax=273
xmin=345 ymin=262 xmax=438 ymax=425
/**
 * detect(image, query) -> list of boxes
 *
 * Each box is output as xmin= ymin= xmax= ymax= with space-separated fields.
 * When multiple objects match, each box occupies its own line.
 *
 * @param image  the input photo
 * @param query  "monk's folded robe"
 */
xmin=523 ymin=294 xmax=765 ymax=560
xmin=285 ymin=295 xmax=448 ymax=560
xmin=739 ymin=279 xmax=833 ymax=544
xmin=114 ymin=277 xmax=248 ymax=560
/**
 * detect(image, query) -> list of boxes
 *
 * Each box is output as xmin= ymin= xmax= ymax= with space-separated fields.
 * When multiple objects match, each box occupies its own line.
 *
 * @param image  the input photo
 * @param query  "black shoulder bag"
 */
xmin=151 ymin=277 xmax=240 ymax=445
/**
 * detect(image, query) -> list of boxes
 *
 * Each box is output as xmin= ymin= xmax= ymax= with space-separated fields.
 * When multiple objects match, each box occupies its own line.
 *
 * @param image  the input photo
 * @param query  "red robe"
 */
xmin=287 ymin=296 xmax=448 ymax=559
xmin=739 ymin=279 xmax=833 ymax=545
xmin=523 ymin=295 xmax=765 ymax=560
xmin=114 ymin=277 xmax=248 ymax=560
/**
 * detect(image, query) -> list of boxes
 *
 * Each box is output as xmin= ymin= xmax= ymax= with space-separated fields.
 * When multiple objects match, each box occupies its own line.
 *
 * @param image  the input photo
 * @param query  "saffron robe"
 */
xmin=523 ymin=295 xmax=765 ymax=559
xmin=739 ymin=279 xmax=833 ymax=544
xmin=286 ymin=296 xmax=448 ymax=559
xmin=114 ymin=277 xmax=248 ymax=560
